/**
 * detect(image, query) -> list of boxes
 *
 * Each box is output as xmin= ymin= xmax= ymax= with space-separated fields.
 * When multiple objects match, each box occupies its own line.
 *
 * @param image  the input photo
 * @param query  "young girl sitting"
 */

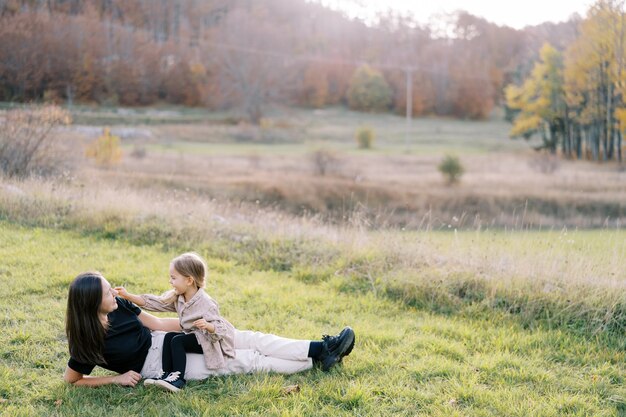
xmin=115 ymin=252 xmax=236 ymax=392
xmin=115 ymin=252 xmax=355 ymax=392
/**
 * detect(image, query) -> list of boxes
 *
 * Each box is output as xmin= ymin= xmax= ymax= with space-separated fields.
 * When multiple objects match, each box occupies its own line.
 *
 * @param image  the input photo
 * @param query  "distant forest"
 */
xmin=0 ymin=0 xmax=578 ymax=121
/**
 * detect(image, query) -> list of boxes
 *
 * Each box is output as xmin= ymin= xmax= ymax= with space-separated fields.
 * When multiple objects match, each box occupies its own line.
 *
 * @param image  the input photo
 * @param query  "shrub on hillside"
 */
xmin=347 ymin=65 xmax=392 ymax=112
xmin=86 ymin=128 xmax=123 ymax=167
xmin=0 ymin=105 xmax=72 ymax=178
xmin=438 ymin=154 xmax=464 ymax=184
xmin=355 ymin=127 xmax=375 ymax=149
xmin=130 ymin=145 xmax=147 ymax=159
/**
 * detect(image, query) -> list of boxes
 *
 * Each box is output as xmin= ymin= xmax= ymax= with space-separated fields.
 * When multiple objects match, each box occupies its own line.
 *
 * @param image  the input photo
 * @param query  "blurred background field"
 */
xmin=21 ymin=104 xmax=623 ymax=230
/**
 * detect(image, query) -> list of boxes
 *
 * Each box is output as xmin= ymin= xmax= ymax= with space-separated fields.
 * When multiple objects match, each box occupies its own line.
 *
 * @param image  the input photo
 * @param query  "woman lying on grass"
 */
xmin=114 ymin=252 xmax=354 ymax=392
xmin=63 ymin=271 xmax=355 ymax=388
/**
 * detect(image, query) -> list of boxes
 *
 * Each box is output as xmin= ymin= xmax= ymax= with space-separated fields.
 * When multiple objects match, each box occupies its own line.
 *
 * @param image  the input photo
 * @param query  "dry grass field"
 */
xmin=51 ymin=105 xmax=625 ymax=229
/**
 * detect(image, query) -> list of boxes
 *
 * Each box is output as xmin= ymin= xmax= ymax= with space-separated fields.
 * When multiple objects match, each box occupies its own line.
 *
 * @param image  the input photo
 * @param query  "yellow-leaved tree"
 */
xmin=505 ymin=0 xmax=626 ymax=163
xmin=86 ymin=128 xmax=123 ymax=167
xmin=564 ymin=0 xmax=626 ymax=161
xmin=505 ymin=43 xmax=567 ymax=153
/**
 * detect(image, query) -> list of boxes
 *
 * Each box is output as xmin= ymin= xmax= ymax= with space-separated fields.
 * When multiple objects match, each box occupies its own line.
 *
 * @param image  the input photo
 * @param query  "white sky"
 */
xmin=317 ymin=0 xmax=594 ymax=29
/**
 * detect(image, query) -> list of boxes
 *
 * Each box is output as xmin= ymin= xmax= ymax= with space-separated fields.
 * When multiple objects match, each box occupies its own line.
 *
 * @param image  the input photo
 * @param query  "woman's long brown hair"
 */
xmin=65 ymin=272 xmax=108 ymax=365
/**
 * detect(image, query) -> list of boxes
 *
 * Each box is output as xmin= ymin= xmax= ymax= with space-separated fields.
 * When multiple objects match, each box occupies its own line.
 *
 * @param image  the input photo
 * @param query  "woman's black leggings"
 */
xmin=162 ymin=332 xmax=203 ymax=376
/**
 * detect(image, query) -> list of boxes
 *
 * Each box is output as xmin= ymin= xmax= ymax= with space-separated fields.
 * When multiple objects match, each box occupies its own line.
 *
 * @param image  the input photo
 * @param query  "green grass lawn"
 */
xmin=1 ymin=222 xmax=624 ymax=416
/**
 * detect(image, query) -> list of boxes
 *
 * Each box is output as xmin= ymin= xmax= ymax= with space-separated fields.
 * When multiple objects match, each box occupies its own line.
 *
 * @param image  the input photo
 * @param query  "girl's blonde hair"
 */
xmin=172 ymin=252 xmax=207 ymax=288
xmin=162 ymin=252 xmax=208 ymax=304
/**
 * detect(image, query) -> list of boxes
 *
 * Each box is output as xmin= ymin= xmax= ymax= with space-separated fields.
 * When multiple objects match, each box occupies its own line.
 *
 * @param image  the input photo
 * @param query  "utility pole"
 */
xmin=405 ymin=67 xmax=413 ymax=153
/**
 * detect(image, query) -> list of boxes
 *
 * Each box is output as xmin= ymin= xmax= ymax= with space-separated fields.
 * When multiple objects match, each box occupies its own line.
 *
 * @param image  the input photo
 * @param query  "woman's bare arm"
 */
xmin=63 ymin=366 xmax=141 ymax=387
xmin=138 ymin=311 xmax=181 ymax=332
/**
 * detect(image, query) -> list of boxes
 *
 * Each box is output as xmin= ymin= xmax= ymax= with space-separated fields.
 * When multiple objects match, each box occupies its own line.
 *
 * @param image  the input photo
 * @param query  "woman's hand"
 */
xmin=64 ymin=367 xmax=142 ymax=387
xmin=113 ymin=370 xmax=142 ymax=387
xmin=193 ymin=318 xmax=215 ymax=333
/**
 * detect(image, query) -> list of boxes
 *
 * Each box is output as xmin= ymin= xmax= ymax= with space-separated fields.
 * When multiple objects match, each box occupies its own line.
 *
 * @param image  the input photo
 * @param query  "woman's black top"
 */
xmin=67 ymin=298 xmax=152 ymax=375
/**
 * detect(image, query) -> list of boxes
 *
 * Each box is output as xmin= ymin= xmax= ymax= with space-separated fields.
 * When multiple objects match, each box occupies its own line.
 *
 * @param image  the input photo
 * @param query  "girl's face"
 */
xmin=99 ymin=278 xmax=118 ymax=314
xmin=169 ymin=263 xmax=194 ymax=295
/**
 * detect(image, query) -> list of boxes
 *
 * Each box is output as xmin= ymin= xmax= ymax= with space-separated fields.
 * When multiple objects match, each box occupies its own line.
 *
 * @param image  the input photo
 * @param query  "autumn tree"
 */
xmin=505 ymin=43 xmax=567 ymax=153
xmin=301 ymin=63 xmax=330 ymax=108
xmin=207 ymin=6 xmax=301 ymax=123
xmin=347 ymin=65 xmax=392 ymax=112
xmin=0 ymin=12 xmax=46 ymax=100
xmin=564 ymin=0 xmax=625 ymax=162
xmin=505 ymin=0 xmax=626 ymax=162
xmin=379 ymin=18 xmax=433 ymax=117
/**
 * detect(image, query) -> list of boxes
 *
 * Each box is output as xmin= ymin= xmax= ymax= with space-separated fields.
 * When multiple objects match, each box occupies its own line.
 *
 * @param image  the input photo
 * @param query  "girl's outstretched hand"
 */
xmin=114 ymin=286 xmax=130 ymax=299
xmin=113 ymin=287 xmax=146 ymax=307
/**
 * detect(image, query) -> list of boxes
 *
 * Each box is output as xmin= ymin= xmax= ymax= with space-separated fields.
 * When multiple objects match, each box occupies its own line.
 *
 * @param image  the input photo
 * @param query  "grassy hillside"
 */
xmin=0 ymin=222 xmax=625 ymax=416
xmin=0 ymin=177 xmax=624 ymax=340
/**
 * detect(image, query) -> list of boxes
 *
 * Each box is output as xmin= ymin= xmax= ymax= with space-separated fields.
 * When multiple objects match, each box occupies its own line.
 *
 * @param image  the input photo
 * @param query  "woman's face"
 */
xmin=99 ymin=278 xmax=119 ymax=314
xmin=169 ymin=263 xmax=193 ymax=295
